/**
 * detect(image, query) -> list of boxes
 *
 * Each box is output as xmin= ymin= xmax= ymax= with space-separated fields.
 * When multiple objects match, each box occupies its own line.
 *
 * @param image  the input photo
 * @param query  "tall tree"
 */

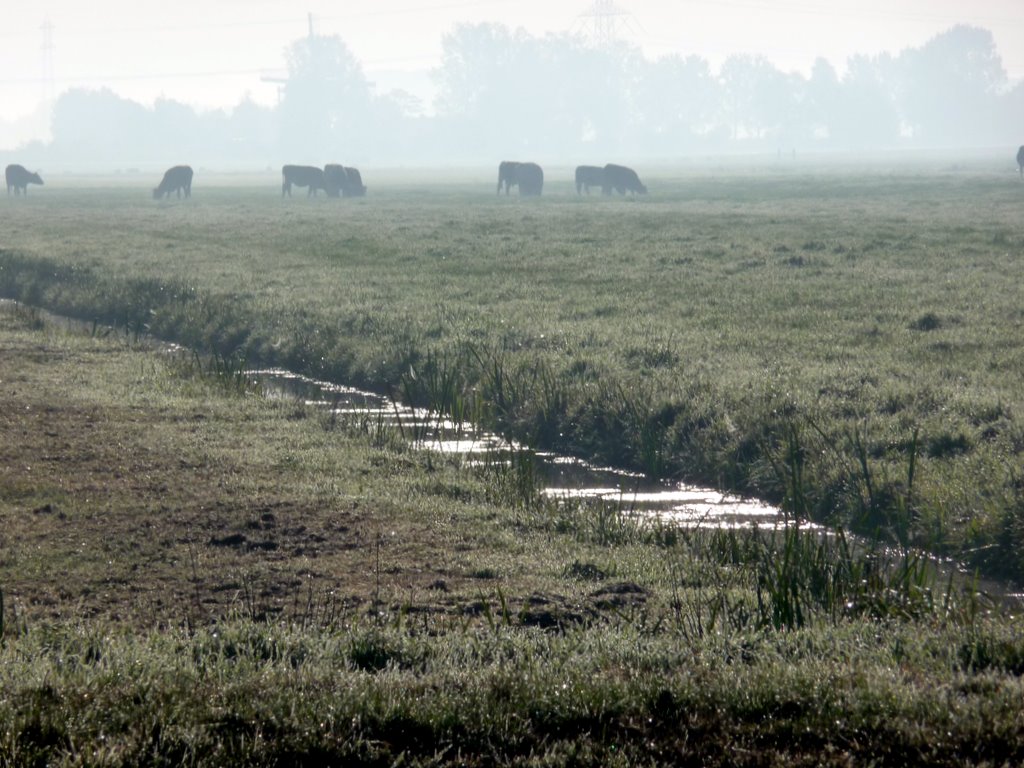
xmin=804 ymin=58 xmax=842 ymax=143
xmin=434 ymin=23 xmax=517 ymax=122
xmin=225 ymin=96 xmax=279 ymax=163
xmin=896 ymin=25 xmax=1007 ymax=145
xmin=831 ymin=54 xmax=901 ymax=149
xmin=634 ymin=54 xmax=718 ymax=151
xmin=50 ymin=88 xmax=154 ymax=163
xmin=280 ymin=34 xmax=371 ymax=159
xmin=433 ymin=23 xmax=641 ymax=158
xmin=718 ymin=55 xmax=799 ymax=142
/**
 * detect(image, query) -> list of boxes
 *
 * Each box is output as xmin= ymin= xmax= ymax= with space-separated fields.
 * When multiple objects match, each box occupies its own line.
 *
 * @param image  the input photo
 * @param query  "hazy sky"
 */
xmin=1 ymin=0 xmax=1022 ymax=123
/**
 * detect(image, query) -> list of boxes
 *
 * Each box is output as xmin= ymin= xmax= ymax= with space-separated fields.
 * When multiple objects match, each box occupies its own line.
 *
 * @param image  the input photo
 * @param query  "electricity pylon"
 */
xmin=576 ymin=0 xmax=631 ymax=45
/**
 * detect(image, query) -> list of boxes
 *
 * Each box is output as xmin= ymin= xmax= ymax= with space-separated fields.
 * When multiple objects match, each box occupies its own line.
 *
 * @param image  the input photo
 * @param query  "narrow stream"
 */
xmin=4 ymin=298 xmax=774 ymax=529
xmin=252 ymin=368 xmax=1024 ymax=608
xmin=6 ymin=300 xmax=1020 ymax=606
xmin=251 ymin=367 xmax=782 ymax=529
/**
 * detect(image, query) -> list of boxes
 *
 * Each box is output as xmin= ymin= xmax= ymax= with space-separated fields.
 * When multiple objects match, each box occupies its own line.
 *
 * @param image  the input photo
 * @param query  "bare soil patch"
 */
xmin=0 ymin=308 xmax=562 ymax=629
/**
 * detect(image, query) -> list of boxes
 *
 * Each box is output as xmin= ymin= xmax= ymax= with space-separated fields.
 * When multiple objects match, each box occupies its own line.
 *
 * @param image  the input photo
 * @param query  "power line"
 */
xmin=0 ymin=2 xmax=520 ymax=40
xmin=668 ymin=0 xmax=1024 ymax=28
xmin=0 ymin=68 xmax=271 ymax=87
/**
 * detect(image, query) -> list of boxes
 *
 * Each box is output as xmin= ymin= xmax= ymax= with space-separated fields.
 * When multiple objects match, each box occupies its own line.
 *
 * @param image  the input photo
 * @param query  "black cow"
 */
xmin=602 ymin=164 xmax=647 ymax=196
xmin=574 ymin=165 xmax=605 ymax=195
xmin=497 ymin=161 xmax=519 ymax=194
xmin=497 ymin=160 xmax=543 ymax=197
xmin=282 ymin=164 xmax=326 ymax=197
xmin=343 ymin=167 xmax=367 ymax=197
xmin=1017 ymin=146 xmax=1024 ymax=178
xmin=324 ymin=164 xmax=367 ymax=197
xmin=323 ymin=164 xmax=345 ymax=197
xmin=153 ymin=165 xmax=193 ymax=200
xmin=5 ymin=164 xmax=43 ymax=196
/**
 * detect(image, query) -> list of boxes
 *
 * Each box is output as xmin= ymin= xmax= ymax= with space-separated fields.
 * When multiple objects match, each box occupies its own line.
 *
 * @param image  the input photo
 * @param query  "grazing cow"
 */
xmin=5 ymin=164 xmax=43 ymax=196
xmin=1017 ymin=146 xmax=1024 ymax=178
xmin=282 ymin=164 xmax=326 ymax=197
xmin=497 ymin=161 xmax=519 ymax=195
xmin=574 ymin=165 xmax=605 ymax=195
xmin=324 ymin=164 xmax=367 ymax=197
xmin=497 ymin=160 xmax=543 ymax=197
xmin=323 ymin=164 xmax=345 ymax=197
xmin=343 ymin=167 xmax=367 ymax=197
xmin=152 ymin=165 xmax=193 ymax=200
xmin=602 ymin=164 xmax=647 ymax=196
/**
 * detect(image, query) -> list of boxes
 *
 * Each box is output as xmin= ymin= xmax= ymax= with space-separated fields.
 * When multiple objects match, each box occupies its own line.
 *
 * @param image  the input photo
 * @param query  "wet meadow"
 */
xmin=4 ymin=156 xmax=1024 ymax=578
xmin=2 ymin=154 xmax=1024 ymax=764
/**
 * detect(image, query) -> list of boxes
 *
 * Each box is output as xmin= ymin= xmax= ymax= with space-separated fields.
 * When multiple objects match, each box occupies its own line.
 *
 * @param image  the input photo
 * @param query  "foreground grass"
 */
xmin=2 ymin=300 xmax=1024 ymax=765
xmin=1 ymin=163 xmax=1024 ymax=588
xmin=4 ymin=619 xmax=1024 ymax=766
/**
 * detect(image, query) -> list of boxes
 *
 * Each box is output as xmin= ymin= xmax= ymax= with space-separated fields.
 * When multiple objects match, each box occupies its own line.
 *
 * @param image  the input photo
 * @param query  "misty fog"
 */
xmin=2 ymin=22 xmax=1022 ymax=172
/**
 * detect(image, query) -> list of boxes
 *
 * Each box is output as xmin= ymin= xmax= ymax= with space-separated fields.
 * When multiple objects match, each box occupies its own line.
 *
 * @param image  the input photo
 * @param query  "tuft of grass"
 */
xmin=172 ymin=349 xmax=261 ymax=395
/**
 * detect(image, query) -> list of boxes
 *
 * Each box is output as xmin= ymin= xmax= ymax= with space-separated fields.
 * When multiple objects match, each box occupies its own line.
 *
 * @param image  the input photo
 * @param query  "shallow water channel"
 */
xmin=250 ymin=367 xmax=782 ymax=529
xmin=253 ymin=369 xmax=1024 ymax=608
xmin=2 ymin=299 xmax=775 ymax=529
xmin=7 ymin=300 xmax=1020 ymax=605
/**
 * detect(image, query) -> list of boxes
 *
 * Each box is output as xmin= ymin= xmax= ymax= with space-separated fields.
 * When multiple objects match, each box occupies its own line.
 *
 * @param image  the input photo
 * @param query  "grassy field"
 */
xmin=2 ymin=299 xmax=1024 ymax=766
xmin=2 ymin=157 xmax=1024 ymax=590
xmin=2 ymin=160 xmax=1024 ymax=581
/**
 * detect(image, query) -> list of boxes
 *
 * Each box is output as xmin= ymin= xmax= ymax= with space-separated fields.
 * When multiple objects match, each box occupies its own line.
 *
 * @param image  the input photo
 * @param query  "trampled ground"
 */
xmin=0 ymin=303 xmax=641 ymax=630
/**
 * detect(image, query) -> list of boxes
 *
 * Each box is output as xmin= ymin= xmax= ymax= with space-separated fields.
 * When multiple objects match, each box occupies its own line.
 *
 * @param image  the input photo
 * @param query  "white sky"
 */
xmin=1 ymin=0 xmax=1022 ymax=125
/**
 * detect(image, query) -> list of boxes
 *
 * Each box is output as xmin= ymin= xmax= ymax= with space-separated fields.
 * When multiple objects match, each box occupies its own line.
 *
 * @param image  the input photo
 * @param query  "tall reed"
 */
xmin=749 ymin=416 xmax=976 ymax=629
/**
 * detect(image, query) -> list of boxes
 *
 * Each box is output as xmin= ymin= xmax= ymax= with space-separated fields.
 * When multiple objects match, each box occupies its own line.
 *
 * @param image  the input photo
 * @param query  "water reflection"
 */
xmin=251 ymin=367 xmax=783 ymax=529
xmin=5 ymin=300 xmax=1017 ymax=605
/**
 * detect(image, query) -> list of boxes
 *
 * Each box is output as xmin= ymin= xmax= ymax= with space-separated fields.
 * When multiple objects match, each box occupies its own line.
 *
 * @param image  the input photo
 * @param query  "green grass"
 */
xmin=3 ymin=617 xmax=1024 ymax=766
xmin=2 ymin=161 xmax=1024 ymax=585
xmin=2 ymin=298 xmax=1024 ymax=765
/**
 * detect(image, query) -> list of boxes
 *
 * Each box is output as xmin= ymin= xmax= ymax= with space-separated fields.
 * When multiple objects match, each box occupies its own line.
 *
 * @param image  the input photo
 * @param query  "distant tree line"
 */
xmin=9 ymin=22 xmax=1024 ymax=169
